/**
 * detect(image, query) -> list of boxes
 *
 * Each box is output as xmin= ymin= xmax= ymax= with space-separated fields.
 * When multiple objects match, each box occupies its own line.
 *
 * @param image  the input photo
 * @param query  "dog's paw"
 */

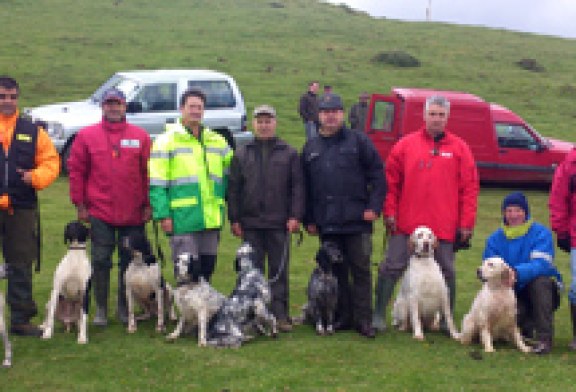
xmin=127 ymin=325 xmax=137 ymax=334
xmin=450 ymin=332 xmax=462 ymax=341
xmin=413 ymin=333 xmax=425 ymax=341
xmin=484 ymin=346 xmax=496 ymax=353
xmin=156 ymin=324 xmax=165 ymax=333
xmin=2 ymin=359 xmax=11 ymax=368
xmin=165 ymin=333 xmax=178 ymax=342
xmin=41 ymin=330 xmax=52 ymax=340
xmin=77 ymin=337 xmax=88 ymax=344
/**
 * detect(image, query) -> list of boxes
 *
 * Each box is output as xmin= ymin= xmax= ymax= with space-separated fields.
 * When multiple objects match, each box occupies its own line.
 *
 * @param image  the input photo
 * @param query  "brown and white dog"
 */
xmin=0 ymin=264 xmax=12 ymax=367
xmin=123 ymin=232 xmax=173 ymax=334
xmin=460 ymin=256 xmax=532 ymax=353
xmin=40 ymin=221 xmax=92 ymax=344
xmin=392 ymin=226 xmax=460 ymax=341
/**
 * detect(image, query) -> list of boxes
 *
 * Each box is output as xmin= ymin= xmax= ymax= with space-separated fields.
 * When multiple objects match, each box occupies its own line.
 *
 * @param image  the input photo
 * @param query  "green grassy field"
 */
xmin=2 ymin=0 xmax=576 ymax=390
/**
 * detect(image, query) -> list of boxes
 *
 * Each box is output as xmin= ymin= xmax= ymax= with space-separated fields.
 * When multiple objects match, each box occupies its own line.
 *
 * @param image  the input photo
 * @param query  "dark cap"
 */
xmin=253 ymin=104 xmax=276 ymax=117
xmin=101 ymin=88 xmax=126 ymax=104
xmin=318 ymin=93 xmax=344 ymax=111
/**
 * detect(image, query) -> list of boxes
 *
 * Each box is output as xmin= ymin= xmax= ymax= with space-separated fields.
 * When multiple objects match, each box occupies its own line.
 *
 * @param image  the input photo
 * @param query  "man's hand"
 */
xmin=160 ymin=218 xmax=173 ymax=234
xmin=384 ymin=216 xmax=396 ymax=233
xmin=77 ymin=205 xmax=89 ymax=222
xmin=286 ymin=218 xmax=300 ymax=233
xmin=458 ymin=228 xmax=473 ymax=242
xmin=231 ymin=222 xmax=243 ymax=237
xmin=557 ymin=233 xmax=571 ymax=253
xmin=363 ymin=209 xmax=378 ymax=222
xmin=16 ymin=168 xmax=32 ymax=185
xmin=142 ymin=206 xmax=152 ymax=222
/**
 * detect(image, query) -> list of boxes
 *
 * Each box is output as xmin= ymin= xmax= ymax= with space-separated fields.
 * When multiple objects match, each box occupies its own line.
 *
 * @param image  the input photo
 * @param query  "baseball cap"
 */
xmin=318 ymin=93 xmax=344 ymax=110
xmin=101 ymin=88 xmax=126 ymax=104
xmin=253 ymin=104 xmax=276 ymax=117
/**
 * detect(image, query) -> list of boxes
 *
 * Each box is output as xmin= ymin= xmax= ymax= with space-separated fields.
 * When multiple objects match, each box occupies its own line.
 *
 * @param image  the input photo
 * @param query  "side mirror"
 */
xmin=126 ymin=101 xmax=143 ymax=114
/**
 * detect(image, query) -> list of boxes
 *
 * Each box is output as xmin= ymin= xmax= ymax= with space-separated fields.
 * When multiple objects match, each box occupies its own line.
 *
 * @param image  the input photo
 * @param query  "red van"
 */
xmin=365 ymin=88 xmax=573 ymax=184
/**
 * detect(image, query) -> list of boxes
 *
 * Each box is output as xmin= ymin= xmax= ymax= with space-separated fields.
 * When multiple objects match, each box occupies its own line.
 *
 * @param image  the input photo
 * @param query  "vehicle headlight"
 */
xmin=43 ymin=122 xmax=65 ymax=140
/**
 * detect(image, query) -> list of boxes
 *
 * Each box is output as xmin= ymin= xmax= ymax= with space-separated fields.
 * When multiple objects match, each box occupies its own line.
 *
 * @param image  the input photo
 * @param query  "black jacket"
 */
xmin=228 ymin=137 xmax=305 ymax=229
xmin=302 ymin=127 xmax=386 ymax=234
xmin=298 ymin=91 xmax=319 ymax=123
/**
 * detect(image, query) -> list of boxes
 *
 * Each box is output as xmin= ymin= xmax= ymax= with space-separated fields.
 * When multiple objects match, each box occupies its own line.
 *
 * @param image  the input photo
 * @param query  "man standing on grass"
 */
xmin=149 ymin=88 xmax=232 ymax=282
xmin=372 ymin=95 xmax=479 ymax=333
xmin=68 ymin=88 xmax=152 ymax=326
xmin=227 ymin=104 xmax=304 ymax=332
xmin=299 ymin=81 xmax=320 ymax=140
xmin=0 ymin=76 xmax=60 ymax=336
xmin=302 ymin=93 xmax=386 ymax=338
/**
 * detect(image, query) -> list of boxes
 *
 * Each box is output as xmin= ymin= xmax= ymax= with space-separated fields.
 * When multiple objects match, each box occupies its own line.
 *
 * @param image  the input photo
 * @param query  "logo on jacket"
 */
xmin=16 ymin=134 xmax=32 ymax=142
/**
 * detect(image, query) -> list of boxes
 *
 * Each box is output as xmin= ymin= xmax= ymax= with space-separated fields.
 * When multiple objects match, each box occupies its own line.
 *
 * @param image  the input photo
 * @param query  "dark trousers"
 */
xmin=0 ymin=208 xmax=38 ymax=325
xmin=321 ymin=232 xmax=373 ymax=327
xmin=89 ymin=217 xmax=146 ymax=272
xmin=517 ymin=276 xmax=560 ymax=341
xmin=243 ymin=229 xmax=290 ymax=321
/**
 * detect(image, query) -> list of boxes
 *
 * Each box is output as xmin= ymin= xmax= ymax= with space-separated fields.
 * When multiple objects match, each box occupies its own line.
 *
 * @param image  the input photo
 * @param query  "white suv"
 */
xmin=24 ymin=69 xmax=251 ymax=168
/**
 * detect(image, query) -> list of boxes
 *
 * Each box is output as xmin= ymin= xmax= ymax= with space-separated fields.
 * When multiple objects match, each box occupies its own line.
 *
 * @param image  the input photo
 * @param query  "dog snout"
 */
xmin=476 ymin=268 xmax=486 ymax=282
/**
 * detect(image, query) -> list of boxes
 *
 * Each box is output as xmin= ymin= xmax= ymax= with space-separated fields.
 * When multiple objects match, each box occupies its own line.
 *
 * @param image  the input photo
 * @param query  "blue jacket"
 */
xmin=483 ymin=222 xmax=563 ymax=291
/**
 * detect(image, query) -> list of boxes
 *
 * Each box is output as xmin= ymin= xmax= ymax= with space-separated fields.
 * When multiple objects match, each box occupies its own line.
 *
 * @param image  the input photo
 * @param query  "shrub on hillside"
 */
xmin=371 ymin=51 xmax=421 ymax=68
xmin=515 ymin=58 xmax=545 ymax=72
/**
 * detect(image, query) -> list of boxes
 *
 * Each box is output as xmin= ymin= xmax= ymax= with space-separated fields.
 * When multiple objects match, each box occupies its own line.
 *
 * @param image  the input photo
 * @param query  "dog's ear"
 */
xmin=188 ymin=255 xmax=201 ymax=283
xmin=407 ymin=236 xmax=416 ymax=254
xmin=501 ymin=265 xmax=516 ymax=288
xmin=234 ymin=257 xmax=241 ymax=273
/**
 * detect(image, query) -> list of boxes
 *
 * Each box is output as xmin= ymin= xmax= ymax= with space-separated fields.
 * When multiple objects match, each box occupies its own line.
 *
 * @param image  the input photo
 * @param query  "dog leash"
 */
xmin=268 ymin=229 xmax=303 ymax=284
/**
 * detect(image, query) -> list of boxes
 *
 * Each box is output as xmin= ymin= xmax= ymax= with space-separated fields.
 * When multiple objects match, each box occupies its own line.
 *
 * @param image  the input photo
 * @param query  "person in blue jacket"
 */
xmin=483 ymin=192 xmax=563 ymax=355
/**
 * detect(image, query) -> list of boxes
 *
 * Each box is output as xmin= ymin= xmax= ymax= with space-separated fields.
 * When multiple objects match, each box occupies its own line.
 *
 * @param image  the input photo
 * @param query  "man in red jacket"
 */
xmin=68 ymin=88 xmax=152 ymax=326
xmin=372 ymin=95 xmax=479 ymax=332
xmin=549 ymin=148 xmax=576 ymax=349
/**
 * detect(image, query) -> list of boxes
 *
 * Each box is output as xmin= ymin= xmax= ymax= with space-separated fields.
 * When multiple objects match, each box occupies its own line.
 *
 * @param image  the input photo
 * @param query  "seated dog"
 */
xmin=122 ymin=232 xmax=173 ymax=334
xmin=40 ymin=221 xmax=92 ymax=344
xmin=460 ymin=257 xmax=532 ymax=353
xmin=300 ymin=241 xmax=340 ymax=335
xmin=392 ymin=226 xmax=460 ymax=341
xmin=207 ymin=242 xmax=278 ymax=348
xmin=166 ymin=253 xmax=225 ymax=346
xmin=0 ymin=264 xmax=12 ymax=367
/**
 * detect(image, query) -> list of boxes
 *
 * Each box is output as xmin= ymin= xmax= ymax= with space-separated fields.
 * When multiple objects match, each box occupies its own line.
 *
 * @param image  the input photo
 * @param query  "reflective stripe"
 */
xmin=173 ymin=147 xmax=194 ymax=156
xmin=150 ymin=178 xmax=170 ymax=187
xmin=150 ymin=151 xmax=170 ymax=159
xmin=170 ymin=197 xmax=198 ymax=208
xmin=209 ymin=174 xmax=222 ymax=184
xmin=531 ymin=250 xmax=553 ymax=263
xmin=223 ymin=167 xmax=230 ymax=175
xmin=206 ymin=146 xmax=231 ymax=156
xmin=171 ymin=176 xmax=199 ymax=185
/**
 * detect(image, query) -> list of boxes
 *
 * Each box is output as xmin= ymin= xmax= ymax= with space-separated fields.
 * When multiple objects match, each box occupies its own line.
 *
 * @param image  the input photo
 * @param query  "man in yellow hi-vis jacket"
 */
xmin=149 ymin=89 xmax=232 ymax=282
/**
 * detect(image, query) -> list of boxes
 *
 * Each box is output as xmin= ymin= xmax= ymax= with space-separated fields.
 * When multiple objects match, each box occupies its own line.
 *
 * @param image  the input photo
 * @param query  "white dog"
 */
xmin=123 ymin=232 xmax=173 ymax=334
xmin=392 ymin=226 xmax=460 ymax=341
xmin=41 ymin=221 xmax=92 ymax=344
xmin=460 ymin=257 xmax=532 ymax=353
xmin=0 ymin=264 xmax=12 ymax=367
xmin=166 ymin=253 xmax=225 ymax=346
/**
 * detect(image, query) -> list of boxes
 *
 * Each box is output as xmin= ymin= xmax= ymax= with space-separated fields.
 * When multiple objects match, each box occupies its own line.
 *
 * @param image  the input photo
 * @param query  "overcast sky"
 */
xmin=325 ymin=0 xmax=576 ymax=39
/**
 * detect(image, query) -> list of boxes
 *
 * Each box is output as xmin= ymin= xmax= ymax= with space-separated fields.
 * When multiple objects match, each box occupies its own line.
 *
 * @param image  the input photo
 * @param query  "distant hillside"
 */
xmin=4 ymin=0 xmax=576 ymax=146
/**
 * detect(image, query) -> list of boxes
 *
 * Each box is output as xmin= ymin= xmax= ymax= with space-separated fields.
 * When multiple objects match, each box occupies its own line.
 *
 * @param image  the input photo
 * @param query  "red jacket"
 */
xmin=385 ymin=127 xmax=479 ymax=241
xmin=549 ymin=148 xmax=576 ymax=244
xmin=68 ymin=119 xmax=151 ymax=226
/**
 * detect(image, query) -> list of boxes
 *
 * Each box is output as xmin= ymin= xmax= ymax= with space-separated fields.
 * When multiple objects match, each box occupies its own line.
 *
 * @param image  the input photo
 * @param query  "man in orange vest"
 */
xmin=0 ymin=76 xmax=60 ymax=336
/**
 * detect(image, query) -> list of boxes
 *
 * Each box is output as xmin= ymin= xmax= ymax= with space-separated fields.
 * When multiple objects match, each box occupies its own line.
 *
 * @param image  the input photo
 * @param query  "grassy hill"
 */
xmin=2 ymin=0 xmax=576 ymax=390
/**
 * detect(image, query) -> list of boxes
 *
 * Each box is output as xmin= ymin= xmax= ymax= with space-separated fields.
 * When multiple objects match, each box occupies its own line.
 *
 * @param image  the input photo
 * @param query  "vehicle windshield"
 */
xmin=525 ymin=122 xmax=550 ymax=146
xmin=187 ymin=80 xmax=237 ymax=109
xmin=91 ymin=74 xmax=140 ymax=103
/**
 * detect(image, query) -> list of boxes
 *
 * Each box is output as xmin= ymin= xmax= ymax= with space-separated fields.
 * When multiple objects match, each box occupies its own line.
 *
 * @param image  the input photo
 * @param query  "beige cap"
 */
xmin=253 ymin=104 xmax=276 ymax=117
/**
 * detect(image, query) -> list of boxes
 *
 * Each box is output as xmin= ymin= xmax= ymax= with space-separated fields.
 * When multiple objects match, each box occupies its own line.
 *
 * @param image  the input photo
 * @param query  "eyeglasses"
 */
xmin=0 ymin=93 xmax=18 ymax=100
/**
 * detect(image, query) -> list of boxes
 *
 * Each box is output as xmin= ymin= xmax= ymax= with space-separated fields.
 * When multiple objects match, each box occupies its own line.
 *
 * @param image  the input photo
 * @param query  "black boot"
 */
xmin=92 ymin=268 xmax=110 ymax=327
xmin=372 ymin=274 xmax=397 ymax=332
xmin=439 ymin=275 xmax=456 ymax=334
xmin=569 ymin=304 xmax=576 ymax=350
xmin=200 ymin=255 xmax=217 ymax=283
xmin=116 ymin=266 xmax=128 ymax=324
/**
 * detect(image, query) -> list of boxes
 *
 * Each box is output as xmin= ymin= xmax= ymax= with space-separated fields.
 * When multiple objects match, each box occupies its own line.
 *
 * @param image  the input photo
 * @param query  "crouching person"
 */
xmin=0 ymin=76 xmax=60 ymax=336
xmin=484 ymin=192 xmax=563 ymax=354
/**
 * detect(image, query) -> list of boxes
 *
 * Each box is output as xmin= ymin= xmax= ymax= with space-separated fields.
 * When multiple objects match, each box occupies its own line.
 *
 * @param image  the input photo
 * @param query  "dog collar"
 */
xmin=68 ymin=245 xmax=87 ymax=250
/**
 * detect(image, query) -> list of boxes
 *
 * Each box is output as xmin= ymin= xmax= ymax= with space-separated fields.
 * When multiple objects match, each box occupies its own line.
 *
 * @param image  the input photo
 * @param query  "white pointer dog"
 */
xmin=460 ymin=257 xmax=532 ymax=353
xmin=123 ymin=232 xmax=172 ymax=334
xmin=0 ymin=264 xmax=12 ymax=367
xmin=166 ymin=253 xmax=225 ymax=346
xmin=41 ymin=221 xmax=92 ymax=344
xmin=392 ymin=226 xmax=460 ymax=341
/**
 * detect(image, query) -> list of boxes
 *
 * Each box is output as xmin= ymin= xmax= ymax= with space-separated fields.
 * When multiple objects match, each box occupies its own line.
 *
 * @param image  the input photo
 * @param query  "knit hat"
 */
xmin=501 ymin=192 xmax=530 ymax=220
